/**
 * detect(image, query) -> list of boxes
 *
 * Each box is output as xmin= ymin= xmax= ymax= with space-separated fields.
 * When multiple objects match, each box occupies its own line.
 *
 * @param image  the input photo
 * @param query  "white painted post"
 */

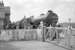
xmin=40 ymin=21 xmax=45 ymax=42
xmin=66 ymin=26 xmax=72 ymax=49
xmin=55 ymin=28 xmax=59 ymax=43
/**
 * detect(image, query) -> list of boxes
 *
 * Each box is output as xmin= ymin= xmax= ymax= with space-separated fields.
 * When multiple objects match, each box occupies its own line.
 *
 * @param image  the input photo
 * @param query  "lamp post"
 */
xmin=67 ymin=18 xmax=72 ymax=49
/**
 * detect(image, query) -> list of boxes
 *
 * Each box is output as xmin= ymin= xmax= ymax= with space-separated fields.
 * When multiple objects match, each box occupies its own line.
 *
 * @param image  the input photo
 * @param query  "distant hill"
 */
xmin=58 ymin=23 xmax=75 ymax=28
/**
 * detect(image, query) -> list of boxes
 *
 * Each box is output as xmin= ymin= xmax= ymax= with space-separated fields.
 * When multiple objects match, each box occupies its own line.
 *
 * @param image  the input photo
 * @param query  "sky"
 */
xmin=2 ymin=0 xmax=75 ymax=23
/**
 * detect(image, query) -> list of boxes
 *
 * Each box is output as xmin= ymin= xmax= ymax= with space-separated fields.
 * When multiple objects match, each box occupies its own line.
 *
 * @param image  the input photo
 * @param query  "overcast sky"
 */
xmin=2 ymin=0 xmax=75 ymax=23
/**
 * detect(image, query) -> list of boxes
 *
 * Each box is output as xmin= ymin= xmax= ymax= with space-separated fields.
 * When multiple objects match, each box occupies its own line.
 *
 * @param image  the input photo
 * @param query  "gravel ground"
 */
xmin=0 ymin=41 xmax=68 ymax=50
xmin=0 ymin=42 xmax=19 ymax=50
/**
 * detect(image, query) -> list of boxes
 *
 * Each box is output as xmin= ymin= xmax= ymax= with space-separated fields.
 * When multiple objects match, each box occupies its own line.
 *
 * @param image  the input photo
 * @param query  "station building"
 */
xmin=0 ymin=1 xmax=10 ymax=29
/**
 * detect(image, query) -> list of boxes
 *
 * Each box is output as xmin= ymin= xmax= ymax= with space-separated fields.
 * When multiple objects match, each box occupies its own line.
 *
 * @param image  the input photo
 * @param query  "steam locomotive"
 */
xmin=28 ymin=10 xmax=58 ymax=28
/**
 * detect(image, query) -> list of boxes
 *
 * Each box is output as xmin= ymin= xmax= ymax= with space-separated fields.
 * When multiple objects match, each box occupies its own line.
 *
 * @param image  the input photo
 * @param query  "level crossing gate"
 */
xmin=42 ymin=26 xmax=75 ymax=49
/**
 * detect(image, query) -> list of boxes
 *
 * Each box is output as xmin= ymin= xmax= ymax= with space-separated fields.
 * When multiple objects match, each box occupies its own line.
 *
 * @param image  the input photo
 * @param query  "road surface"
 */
xmin=0 ymin=41 xmax=69 ymax=50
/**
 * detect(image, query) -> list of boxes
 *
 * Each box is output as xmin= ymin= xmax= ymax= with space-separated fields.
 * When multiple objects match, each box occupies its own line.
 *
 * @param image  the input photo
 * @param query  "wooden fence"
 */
xmin=0 ymin=29 xmax=42 ymax=41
